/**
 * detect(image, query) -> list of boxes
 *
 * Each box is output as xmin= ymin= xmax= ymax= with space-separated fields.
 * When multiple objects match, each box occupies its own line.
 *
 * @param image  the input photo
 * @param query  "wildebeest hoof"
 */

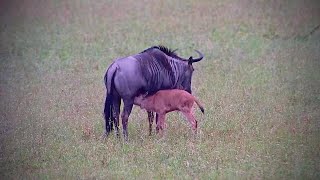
xmin=100 ymin=133 xmax=109 ymax=140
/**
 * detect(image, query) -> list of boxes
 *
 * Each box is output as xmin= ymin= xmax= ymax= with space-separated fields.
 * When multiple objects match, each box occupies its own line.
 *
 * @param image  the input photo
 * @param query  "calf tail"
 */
xmin=103 ymin=63 xmax=117 ymax=135
xmin=194 ymin=98 xmax=204 ymax=114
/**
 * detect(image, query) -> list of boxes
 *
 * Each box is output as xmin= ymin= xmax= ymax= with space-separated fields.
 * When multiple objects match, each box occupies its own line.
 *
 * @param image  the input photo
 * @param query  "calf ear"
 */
xmin=188 ymin=56 xmax=193 ymax=65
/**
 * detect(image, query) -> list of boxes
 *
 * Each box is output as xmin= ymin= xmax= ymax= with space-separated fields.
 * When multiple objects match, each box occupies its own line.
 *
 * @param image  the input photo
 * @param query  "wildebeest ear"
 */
xmin=188 ymin=56 xmax=193 ymax=65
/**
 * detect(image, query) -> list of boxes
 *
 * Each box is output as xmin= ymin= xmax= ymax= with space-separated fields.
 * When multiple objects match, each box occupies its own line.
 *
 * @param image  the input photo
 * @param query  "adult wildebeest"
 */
xmin=134 ymin=89 xmax=204 ymax=136
xmin=104 ymin=45 xmax=204 ymax=140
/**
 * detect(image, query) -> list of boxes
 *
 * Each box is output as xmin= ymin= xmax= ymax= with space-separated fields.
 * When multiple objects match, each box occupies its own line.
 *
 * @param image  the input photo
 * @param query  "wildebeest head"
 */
xmin=178 ymin=50 xmax=204 ymax=93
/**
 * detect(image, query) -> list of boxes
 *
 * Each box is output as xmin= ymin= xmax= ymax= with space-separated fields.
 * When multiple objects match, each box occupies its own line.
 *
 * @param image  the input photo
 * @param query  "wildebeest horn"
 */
xmin=191 ymin=50 xmax=204 ymax=63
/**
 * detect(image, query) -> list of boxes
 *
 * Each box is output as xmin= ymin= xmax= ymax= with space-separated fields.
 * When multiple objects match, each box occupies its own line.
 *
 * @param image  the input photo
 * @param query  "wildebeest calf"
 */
xmin=134 ymin=89 xmax=204 ymax=136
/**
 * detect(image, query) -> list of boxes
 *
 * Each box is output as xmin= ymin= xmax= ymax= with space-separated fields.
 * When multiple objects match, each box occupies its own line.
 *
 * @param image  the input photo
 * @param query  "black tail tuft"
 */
xmin=199 ymin=106 xmax=204 ymax=114
xmin=103 ymin=65 xmax=117 ymax=136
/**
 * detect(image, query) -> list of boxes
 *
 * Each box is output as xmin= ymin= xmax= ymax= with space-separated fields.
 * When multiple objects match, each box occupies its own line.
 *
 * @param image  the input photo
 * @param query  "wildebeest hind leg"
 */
xmin=112 ymin=94 xmax=121 ymax=137
xmin=121 ymin=99 xmax=134 ymax=141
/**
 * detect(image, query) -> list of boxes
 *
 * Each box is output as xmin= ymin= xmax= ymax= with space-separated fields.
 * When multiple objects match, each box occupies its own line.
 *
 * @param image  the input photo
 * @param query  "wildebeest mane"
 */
xmin=138 ymin=45 xmax=176 ymax=72
xmin=135 ymin=46 xmax=178 ymax=93
xmin=141 ymin=45 xmax=184 ymax=60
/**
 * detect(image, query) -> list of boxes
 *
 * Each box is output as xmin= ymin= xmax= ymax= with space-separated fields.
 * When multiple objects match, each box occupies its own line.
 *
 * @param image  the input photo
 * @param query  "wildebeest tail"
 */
xmin=194 ymin=97 xmax=204 ymax=114
xmin=103 ymin=63 xmax=117 ymax=134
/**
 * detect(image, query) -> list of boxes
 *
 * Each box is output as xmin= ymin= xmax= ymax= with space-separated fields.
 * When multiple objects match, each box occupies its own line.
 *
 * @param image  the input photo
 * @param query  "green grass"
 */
xmin=1 ymin=0 xmax=320 ymax=179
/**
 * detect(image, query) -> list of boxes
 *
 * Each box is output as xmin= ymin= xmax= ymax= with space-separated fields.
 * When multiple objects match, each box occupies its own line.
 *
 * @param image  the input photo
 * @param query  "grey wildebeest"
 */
xmin=104 ymin=45 xmax=204 ymax=140
xmin=134 ymin=89 xmax=204 ymax=136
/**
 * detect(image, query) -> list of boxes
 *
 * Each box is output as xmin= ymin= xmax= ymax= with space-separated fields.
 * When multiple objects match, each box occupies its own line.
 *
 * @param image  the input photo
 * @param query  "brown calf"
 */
xmin=134 ymin=89 xmax=204 ymax=136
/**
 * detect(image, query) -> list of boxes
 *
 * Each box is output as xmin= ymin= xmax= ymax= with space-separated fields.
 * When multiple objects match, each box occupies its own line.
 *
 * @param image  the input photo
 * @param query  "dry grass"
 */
xmin=1 ymin=0 xmax=320 ymax=179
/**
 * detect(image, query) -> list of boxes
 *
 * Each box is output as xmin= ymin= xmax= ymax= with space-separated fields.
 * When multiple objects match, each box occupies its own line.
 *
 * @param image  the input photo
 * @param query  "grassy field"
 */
xmin=1 ymin=0 xmax=320 ymax=179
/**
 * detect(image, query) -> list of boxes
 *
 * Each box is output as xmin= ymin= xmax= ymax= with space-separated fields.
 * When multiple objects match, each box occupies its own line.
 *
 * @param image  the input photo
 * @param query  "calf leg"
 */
xmin=155 ymin=113 xmax=160 ymax=134
xmin=182 ymin=111 xmax=198 ymax=134
xmin=156 ymin=113 xmax=166 ymax=137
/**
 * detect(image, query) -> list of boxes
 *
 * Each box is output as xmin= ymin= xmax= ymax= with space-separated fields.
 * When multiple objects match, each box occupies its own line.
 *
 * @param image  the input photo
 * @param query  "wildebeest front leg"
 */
xmin=147 ymin=111 xmax=154 ymax=136
xmin=155 ymin=113 xmax=159 ymax=127
xmin=121 ymin=99 xmax=134 ymax=141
